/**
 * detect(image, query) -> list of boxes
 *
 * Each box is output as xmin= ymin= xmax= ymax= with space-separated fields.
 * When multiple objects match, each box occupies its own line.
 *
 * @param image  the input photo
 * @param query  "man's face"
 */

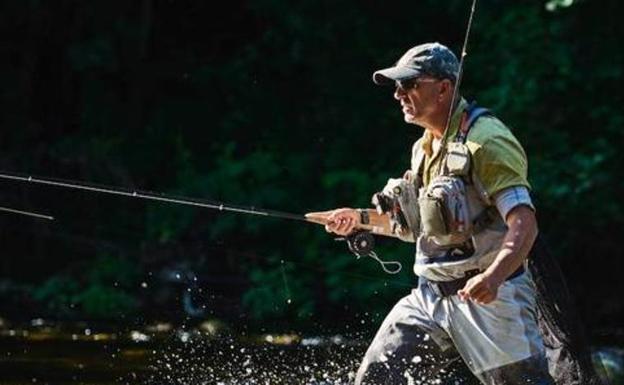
xmin=393 ymin=77 xmax=447 ymax=125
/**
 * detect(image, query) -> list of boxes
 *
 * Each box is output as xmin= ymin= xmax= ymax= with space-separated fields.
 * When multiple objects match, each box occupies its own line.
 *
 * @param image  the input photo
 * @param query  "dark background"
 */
xmin=0 ymin=0 xmax=622 ymax=339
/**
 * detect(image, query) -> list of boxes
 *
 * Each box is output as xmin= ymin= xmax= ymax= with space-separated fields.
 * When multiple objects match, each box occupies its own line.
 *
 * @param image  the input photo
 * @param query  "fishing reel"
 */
xmin=345 ymin=230 xmax=375 ymax=258
xmin=336 ymin=230 xmax=402 ymax=274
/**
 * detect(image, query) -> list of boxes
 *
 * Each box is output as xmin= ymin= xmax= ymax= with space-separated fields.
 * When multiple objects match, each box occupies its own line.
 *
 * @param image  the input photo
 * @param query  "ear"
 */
xmin=440 ymin=79 xmax=454 ymax=97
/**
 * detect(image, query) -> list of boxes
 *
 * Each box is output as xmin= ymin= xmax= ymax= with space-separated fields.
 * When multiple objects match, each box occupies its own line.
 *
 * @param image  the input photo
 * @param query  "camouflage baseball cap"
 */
xmin=373 ymin=42 xmax=459 ymax=85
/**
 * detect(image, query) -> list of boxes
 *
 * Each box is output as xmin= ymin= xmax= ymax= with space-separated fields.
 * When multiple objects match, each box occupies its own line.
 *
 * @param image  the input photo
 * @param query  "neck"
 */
xmin=422 ymin=98 xmax=455 ymax=139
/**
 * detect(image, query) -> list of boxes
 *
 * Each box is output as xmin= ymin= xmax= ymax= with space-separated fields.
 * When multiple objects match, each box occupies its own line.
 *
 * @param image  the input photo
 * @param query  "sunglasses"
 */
xmin=395 ymin=78 xmax=440 ymax=91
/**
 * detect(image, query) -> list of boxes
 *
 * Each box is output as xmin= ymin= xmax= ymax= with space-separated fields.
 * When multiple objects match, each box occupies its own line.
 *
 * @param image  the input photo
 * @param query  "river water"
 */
xmin=0 ymin=319 xmax=621 ymax=385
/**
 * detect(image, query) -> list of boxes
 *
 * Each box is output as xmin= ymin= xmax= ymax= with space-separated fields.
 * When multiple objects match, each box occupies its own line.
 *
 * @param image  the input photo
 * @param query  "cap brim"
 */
xmin=372 ymin=66 xmax=421 ymax=85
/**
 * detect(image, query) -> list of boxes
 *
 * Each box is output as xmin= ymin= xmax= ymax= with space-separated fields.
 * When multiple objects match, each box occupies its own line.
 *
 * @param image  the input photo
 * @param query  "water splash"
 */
xmin=145 ymin=331 xmax=364 ymax=385
xmin=143 ymin=328 xmax=477 ymax=385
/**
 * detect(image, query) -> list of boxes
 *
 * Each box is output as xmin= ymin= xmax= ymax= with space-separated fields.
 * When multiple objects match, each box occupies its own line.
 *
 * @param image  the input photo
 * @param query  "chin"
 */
xmin=404 ymin=115 xmax=417 ymax=124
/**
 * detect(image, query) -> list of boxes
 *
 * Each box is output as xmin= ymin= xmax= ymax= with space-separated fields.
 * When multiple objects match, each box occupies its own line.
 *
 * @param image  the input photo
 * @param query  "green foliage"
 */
xmin=73 ymin=284 xmax=137 ymax=318
xmin=2 ymin=0 xmax=623 ymax=330
xmin=32 ymin=256 xmax=139 ymax=319
xmin=32 ymin=276 xmax=80 ymax=316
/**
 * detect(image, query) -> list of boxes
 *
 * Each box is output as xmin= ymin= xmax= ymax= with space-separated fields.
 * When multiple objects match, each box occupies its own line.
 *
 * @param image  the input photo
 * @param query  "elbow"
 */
xmin=531 ymin=220 xmax=539 ymax=248
xmin=506 ymin=205 xmax=539 ymax=247
xmin=525 ymin=209 xmax=539 ymax=249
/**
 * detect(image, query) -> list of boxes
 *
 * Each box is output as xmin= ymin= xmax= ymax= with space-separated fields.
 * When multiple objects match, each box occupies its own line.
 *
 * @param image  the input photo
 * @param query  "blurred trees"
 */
xmin=0 ymin=0 xmax=622 ymax=334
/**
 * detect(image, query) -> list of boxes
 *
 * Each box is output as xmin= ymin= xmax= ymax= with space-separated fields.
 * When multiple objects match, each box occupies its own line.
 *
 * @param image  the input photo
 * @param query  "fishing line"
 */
xmin=8 ymin=216 xmax=412 ymax=290
xmin=280 ymin=260 xmax=292 ymax=305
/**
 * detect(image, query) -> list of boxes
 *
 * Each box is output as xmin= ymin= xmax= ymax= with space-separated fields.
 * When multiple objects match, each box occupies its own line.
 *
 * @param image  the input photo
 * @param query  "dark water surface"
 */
xmin=1 ymin=321 xmax=621 ymax=385
xmin=0 ymin=319 xmax=480 ymax=385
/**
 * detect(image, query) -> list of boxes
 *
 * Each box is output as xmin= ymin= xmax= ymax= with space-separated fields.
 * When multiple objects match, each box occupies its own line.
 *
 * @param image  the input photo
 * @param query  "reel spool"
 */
xmin=346 ymin=230 xmax=376 ymax=258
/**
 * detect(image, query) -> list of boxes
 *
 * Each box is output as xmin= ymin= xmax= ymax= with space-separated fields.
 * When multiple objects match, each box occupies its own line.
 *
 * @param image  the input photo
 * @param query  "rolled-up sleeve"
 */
xmin=493 ymin=186 xmax=535 ymax=220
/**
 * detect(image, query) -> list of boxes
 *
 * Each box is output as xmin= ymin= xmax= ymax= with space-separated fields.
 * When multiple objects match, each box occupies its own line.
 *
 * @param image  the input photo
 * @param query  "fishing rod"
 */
xmin=434 ymin=0 xmax=477 ymax=177
xmin=0 ymin=206 xmax=54 ymax=221
xmin=0 ymin=172 xmax=307 ymax=222
xmin=0 ymin=171 xmax=402 ymax=274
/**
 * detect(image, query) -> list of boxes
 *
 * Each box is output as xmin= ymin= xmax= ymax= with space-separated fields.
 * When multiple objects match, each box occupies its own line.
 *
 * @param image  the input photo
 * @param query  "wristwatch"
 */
xmin=358 ymin=209 xmax=370 ymax=225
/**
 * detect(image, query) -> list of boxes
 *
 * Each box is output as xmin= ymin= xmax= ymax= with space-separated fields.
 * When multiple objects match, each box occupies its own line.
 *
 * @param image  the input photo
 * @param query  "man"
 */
xmin=324 ymin=43 xmax=554 ymax=384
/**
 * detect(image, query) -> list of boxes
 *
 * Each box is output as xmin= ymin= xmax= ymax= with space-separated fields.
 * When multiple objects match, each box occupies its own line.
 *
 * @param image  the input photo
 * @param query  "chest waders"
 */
xmin=417 ymin=103 xmax=605 ymax=385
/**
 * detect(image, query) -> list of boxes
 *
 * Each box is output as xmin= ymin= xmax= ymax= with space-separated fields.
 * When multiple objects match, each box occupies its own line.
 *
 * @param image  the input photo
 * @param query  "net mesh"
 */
xmin=529 ymin=235 xmax=608 ymax=385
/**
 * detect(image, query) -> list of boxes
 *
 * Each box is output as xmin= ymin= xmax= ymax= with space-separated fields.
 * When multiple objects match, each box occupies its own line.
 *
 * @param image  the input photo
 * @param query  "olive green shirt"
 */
xmin=420 ymin=99 xmax=530 ymax=199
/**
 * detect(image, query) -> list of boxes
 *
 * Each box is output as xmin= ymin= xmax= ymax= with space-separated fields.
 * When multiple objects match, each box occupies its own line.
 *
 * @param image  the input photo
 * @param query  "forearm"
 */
xmin=483 ymin=206 xmax=538 ymax=284
xmin=360 ymin=208 xmax=395 ymax=237
xmin=307 ymin=207 xmax=409 ymax=240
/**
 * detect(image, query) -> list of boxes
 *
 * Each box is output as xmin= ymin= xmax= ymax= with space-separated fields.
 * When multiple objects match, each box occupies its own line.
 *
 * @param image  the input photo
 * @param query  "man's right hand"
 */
xmin=324 ymin=208 xmax=360 ymax=236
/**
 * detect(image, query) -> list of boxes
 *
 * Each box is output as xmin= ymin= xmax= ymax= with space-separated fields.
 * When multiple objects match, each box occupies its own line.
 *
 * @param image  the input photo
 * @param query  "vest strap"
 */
xmin=455 ymin=101 xmax=491 ymax=144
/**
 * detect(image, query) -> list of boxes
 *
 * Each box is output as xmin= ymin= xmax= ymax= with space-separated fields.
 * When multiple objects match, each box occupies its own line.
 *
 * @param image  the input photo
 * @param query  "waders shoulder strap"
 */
xmin=456 ymin=101 xmax=494 ymax=206
xmin=455 ymin=101 xmax=492 ymax=144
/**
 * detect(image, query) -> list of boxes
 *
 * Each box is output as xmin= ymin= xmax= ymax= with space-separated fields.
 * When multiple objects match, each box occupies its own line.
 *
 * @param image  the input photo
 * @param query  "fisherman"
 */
xmin=324 ymin=43 xmax=555 ymax=384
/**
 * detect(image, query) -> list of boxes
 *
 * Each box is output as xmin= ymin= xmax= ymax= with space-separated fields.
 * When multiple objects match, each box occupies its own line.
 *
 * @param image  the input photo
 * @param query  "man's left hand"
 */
xmin=457 ymin=272 xmax=503 ymax=304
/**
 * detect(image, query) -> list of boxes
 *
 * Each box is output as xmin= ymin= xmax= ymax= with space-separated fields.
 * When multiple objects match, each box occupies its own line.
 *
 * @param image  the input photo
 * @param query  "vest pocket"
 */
xmin=419 ymin=195 xmax=449 ymax=236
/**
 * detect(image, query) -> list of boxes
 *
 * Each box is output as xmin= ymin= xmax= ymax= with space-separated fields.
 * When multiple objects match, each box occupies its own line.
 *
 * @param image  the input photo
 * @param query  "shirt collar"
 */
xmin=443 ymin=97 xmax=469 ymax=142
xmin=419 ymin=97 xmax=469 ymax=159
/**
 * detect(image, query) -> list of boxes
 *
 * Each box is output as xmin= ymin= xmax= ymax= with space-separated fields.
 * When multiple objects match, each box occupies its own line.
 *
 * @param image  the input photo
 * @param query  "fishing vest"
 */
xmin=412 ymin=103 xmax=508 ymax=281
xmin=418 ymin=104 xmax=495 ymax=242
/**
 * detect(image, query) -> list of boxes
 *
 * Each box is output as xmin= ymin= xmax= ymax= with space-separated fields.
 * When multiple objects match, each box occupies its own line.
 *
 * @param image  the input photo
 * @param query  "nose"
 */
xmin=394 ymin=87 xmax=405 ymax=101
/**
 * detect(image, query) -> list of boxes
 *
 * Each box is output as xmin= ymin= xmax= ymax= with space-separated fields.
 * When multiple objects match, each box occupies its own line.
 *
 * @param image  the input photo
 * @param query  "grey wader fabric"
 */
xmin=354 ymin=272 xmax=555 ymax=385
xmin=354 ymin=238 xmax=606 ymax=385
